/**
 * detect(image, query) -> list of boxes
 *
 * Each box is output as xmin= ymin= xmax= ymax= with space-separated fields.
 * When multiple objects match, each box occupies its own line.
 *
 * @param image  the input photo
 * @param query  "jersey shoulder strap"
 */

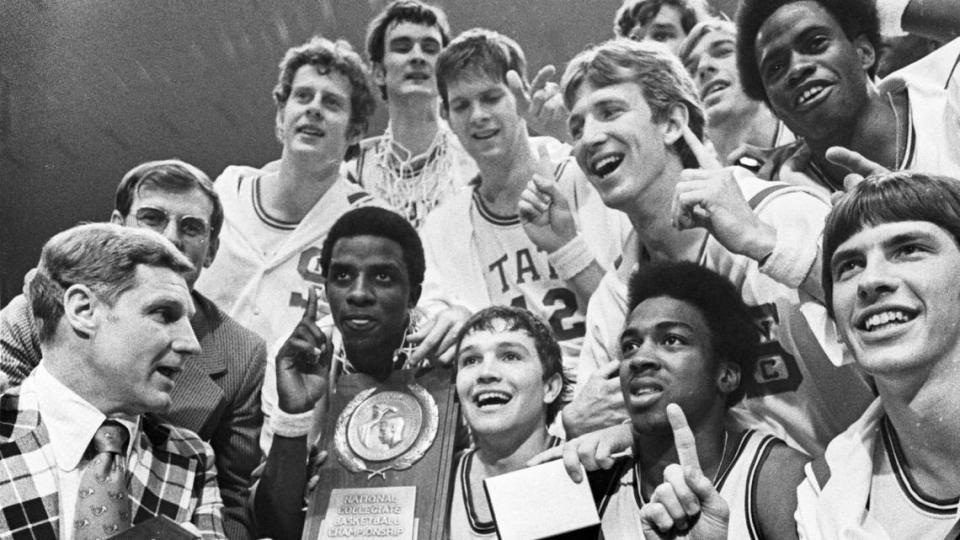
xmin=747 ymin=184 xmax=791 ymax=210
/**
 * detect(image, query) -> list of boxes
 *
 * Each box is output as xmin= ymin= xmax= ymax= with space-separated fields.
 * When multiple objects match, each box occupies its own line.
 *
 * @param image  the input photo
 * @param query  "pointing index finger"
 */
xmin=506 ymin=70 xmax=530 ymax=116
xmin=304 ymin=285 xmax=319 ymax=322
xmin=681 ymin=124 xmax=721 ymax=171
xmin=666 ymin=403 xmax=702 ymax=474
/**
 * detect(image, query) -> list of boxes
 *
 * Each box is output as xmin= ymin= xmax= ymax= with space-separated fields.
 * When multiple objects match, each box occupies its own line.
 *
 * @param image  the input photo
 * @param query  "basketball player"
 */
xmin=796 ymin=171 xmax=960 ymax=538
xmin=532 ymin=262 xmax=805 ymax=539
xmin=560 ymin=39 xmax=873 ymax=456
xmin=449 ymin=306 xmax=567 ymax=539
xmin=344 ymin=0 xmax=477 ymax=230
xmin=420 ymin=28 xmax=630 ymax=371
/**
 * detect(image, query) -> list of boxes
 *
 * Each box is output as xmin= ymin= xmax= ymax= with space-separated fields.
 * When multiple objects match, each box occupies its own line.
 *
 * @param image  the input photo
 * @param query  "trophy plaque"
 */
xmin=303 ymin=366 xmax=459 ymax=540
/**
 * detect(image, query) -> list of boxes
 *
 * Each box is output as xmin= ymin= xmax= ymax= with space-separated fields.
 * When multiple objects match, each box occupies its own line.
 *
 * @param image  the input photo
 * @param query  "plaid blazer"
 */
xmin=0 ymin=385 xmax=226 ymax=540
xmin=0 ymin=289 xmax=264 ymax=540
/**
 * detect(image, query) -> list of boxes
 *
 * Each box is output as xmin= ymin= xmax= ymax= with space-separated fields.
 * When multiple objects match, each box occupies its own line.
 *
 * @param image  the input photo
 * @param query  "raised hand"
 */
xmin=275 ymin=286 xmax=331 ymax=414
xmin=640 ymin=404 xmax=728 ymax=540
xmin=673 ymin=125 xmax=777 ymax=262
xmin=507 ymin=66 xmax=571 ymax=142
xmin=519 ymin=144 xmax=578 ymax=253
xmin=561 ymin=361 xmax=629 ymax=438
xmin=825 ymin=146 xmax=891 ymax=193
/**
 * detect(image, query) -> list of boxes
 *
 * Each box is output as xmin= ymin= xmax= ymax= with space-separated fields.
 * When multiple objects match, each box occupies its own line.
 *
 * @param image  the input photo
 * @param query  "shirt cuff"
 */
xmin=759 ymin=226 xmax=819 ymax=289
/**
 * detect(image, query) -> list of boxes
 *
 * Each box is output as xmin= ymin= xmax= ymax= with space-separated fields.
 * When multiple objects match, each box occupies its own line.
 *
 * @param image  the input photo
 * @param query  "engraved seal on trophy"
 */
xmin=334 ymin=384 xmax=439 ymax=478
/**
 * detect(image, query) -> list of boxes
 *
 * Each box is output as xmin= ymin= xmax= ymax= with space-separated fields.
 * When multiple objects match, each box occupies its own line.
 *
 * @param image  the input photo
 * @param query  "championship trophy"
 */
xmin=302 ymin=363 xmax=460 ymax=540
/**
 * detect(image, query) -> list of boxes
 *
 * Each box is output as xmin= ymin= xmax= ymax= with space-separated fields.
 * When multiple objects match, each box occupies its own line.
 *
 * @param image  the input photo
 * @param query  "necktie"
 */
xmin=73 ymin=420 xmax=131 ymax=539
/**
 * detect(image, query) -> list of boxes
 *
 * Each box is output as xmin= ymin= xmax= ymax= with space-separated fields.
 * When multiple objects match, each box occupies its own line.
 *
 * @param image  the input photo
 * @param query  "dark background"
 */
xmin=0 ymin=0 xmax=734 ymax=305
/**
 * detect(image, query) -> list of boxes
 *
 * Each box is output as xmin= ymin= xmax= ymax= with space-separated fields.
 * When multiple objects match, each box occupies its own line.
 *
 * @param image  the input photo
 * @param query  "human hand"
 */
xmin=305 ymin=438 xmax=329 ymax=493
xmin=406 ymin=304 xmax=472 ymax=367
xmin=825 ymin=146 xmax=890 ymax=197
xmin=276 ymin=287 xmax=330 ymax=414
xmin=528 ymin=422 xmax=633 ymax=483
xmin=640 ymin=404 xmax=728 ymax=539
xmin=507 ymin=66 xmax=571 ymax=142
xmin=561 ymin=362 xmax=629 ymax=439
xmin=520 ymin=144 xmax=577 ymax=253
xmin=673 ymin=125 xmax=776 ymax=261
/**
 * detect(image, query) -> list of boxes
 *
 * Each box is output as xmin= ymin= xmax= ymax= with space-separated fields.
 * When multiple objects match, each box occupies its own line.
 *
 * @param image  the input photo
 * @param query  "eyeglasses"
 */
xmin=134 ymin=207 xmax=210 ymax=240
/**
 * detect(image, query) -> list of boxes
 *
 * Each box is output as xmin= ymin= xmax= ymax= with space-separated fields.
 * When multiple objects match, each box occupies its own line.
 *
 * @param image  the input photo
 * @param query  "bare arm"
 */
xmin=756 ymin=441 xmax=807 ymax=540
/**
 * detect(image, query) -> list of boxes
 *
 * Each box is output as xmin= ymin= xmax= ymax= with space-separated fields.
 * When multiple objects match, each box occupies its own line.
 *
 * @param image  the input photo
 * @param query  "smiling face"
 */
xmin=90 ymin=264 xmax=199 ymax=416
xmin=830 ymin=221 xmax=960 ymax=379
xmin=445 ymin=73 xmax=526 ymax=166
xmin=683 ymin=29 xmax=758 ymax=127
xmin=754 ymin=1 xmax=873 ymax=142
xmin=569 ymin=81 xmax=671 ymax=211
xmin=619 ymin=296 xmax=727 ymax=434
xmin=275 ymin=65 xmax=358 ymax=164
xmin=374 ymin=21 xmax=443 ymax=102
xmin=326 ymin=235 xmax=414 ymax=372
xmin=455 ymin=322 xmax=562 ymax=439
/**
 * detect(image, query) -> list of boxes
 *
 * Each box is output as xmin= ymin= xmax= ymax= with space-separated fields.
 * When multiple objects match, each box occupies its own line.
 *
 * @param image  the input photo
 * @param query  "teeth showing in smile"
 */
xmin=298 ymin=126 xmax=324 ymax=137
xmin=797 ymin=85 xmax=825 ymax=106
xmin=862 ymin=310 xmax=915 ymax=332
xmin=591 ymin=154 xmax=624 ymax=178
xmin=475 ymin=391 xmax=511 ymax=408
xmin=703 ymin=80 xmax=729 ymax=99
xmin=629 ymin=381 xmax=663 ymax=397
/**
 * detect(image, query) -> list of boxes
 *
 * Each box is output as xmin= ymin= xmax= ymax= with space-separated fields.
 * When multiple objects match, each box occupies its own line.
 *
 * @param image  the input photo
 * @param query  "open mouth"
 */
xmin=342 ymin=316 xmax=376 ymax=332
xmin=857 ymin=309 xmax=918 ymax=332
xmin=701 ymin=80 xmax=730 ymax=101
xmin=794 ymin=83 xmax=832 ymax=110
xmin=473 ymin=391 xmax=513 ymax=409
xmin=297 ymin=125 xmax=325 ymax=138
xmin=590 ymin=153 xmax=624 ymax=178
xmin=406 ymin=72 xmax=430 ymax=81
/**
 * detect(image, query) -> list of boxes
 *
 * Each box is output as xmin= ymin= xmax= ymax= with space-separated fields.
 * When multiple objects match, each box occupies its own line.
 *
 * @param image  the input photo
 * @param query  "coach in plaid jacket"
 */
xmin=0 ymin=223 xmax=227 ymax=539
xmin=0 ymin=383 xmax=225 ymax=539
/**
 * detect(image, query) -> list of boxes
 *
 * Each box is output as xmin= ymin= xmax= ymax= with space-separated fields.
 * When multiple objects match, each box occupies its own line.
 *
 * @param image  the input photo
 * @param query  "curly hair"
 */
xmin=319 ymin=207 xmax=425 ymax=302
xmin=735 ymin=0 xmax=879 ymax=102
xmin=613 ymin=0 xmax=711 ymax=38
xmin=626 ymin=261 xmax=758 ymax=406
xmin=273 ymin=36 xmax=377 ymax=141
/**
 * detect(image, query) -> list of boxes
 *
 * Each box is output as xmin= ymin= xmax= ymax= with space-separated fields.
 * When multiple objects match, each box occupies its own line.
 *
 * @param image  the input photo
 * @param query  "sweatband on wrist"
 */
xmin=269 ymin=408 xmax=314 ymax=438
xmin=547 ymin=235 xmax=595 ymax=280
xmin=877 ymin=0 xmax=910 ymax=36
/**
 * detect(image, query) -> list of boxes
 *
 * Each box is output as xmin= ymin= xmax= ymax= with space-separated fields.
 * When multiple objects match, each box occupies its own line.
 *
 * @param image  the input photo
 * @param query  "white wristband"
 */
xmin=269 ymin=408 xmax=314 ymax=438
xmin=877 ymin=0 xmax=910 ymax=37
xmin=547 ymin=235 xmax=595 ymax=280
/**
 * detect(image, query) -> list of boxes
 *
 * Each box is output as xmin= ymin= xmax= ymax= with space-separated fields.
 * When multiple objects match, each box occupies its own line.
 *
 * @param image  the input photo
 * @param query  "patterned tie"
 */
xmin=74 ymin=420 xmax=132 ymax=539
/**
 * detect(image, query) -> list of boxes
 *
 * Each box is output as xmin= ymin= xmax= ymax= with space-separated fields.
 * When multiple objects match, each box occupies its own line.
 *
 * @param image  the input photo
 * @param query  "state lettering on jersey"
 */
xmin=487 ymin=248 xmax=559 ymax=293
xmin=289 ymin=246 xmax=330 ymax=316
xmin=742 ymin=303 xmax=803 ymax=397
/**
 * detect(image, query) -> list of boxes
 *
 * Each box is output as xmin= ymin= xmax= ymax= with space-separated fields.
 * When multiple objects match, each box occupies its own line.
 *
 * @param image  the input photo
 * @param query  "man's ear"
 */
xmin=853 ymin=34 xmax=877 ymax=74
xmin=543 ymin=372 xmax=564 ymax=406
xmin=274 ymin=105 xmax=286 ymax=143
xmin=62 ymin=284 xmax=100 ymax=338
xmin=203 ymin=237 xmax=220 ymax=268
xmin=408 ymin=285 xmax=423 ymax=310
xmin=662 ymin=102 xmax=690 ymax=147
xmin=371 ymin=63 xmax=387 ymax=87
xmin=109 ymin=210 xmax=125 ymax=226
xmin=716 ymin=361 xmax=741 ymax=395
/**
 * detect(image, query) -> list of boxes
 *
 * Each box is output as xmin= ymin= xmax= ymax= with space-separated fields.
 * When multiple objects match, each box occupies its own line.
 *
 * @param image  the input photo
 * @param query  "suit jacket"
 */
xmin=0 ymin=385 xmax=226 ymax=539
xmin=0 ymin=290 xmax=266 ymax=540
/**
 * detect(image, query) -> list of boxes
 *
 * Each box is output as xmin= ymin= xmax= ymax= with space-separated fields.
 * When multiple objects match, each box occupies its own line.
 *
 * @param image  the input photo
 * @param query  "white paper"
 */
xmin=483 ymin=460 xmax=599 ymax=540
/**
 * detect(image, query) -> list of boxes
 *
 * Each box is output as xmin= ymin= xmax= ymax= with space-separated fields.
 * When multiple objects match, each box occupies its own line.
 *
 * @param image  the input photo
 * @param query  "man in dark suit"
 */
xmin=0 ymin=160 xmax=265 ymax=539
xmin=0 ymin=223 xmax=225 ymax=538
